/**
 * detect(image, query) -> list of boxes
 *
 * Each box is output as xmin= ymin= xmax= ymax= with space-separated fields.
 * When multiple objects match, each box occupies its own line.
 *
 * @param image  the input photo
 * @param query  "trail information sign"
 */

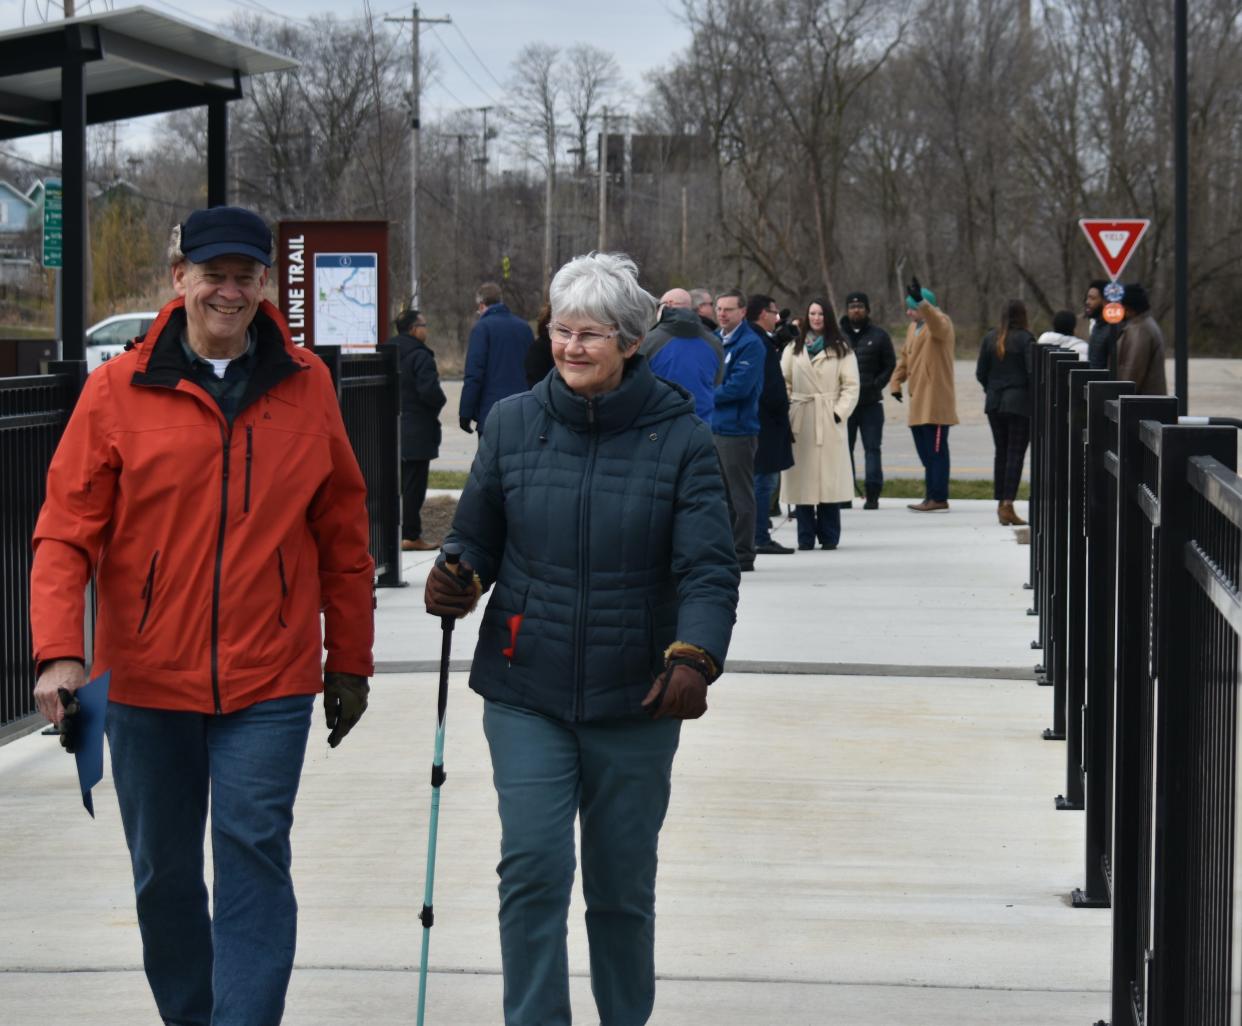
xmin=42 ymin=178 xmax=63 ymax=269
xmin=1079 ymin=218 xmax=1150 ymax=281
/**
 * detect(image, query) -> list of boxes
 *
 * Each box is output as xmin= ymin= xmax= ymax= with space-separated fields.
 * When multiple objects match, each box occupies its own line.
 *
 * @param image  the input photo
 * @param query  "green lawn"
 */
xmin=431 ymin=468 xmax=1025 ymax=501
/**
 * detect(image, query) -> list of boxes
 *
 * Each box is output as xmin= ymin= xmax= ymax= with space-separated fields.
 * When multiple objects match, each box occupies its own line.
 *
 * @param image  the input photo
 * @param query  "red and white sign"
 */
xmin=1079 ymin=218 xmax=1151 ymax=281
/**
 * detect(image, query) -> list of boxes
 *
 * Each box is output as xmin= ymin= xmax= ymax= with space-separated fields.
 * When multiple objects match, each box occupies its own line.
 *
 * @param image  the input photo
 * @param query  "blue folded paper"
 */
xmin=71 ymin=671 xmax=111 ymax=817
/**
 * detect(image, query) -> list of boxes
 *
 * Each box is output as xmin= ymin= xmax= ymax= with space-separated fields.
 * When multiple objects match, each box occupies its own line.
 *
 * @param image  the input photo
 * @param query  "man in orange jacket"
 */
xmin=29 ymin=206 xmax=374 ymax=1026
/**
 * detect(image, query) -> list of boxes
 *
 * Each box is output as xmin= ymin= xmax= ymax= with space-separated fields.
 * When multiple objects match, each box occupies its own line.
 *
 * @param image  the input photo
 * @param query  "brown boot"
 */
xmin=999 ymin=501 xmax=1027 ymax=526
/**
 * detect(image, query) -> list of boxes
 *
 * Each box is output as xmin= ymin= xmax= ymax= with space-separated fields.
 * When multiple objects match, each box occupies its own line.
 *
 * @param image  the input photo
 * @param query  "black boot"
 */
xmin=863 ymin=486 xmax=880 ymax=510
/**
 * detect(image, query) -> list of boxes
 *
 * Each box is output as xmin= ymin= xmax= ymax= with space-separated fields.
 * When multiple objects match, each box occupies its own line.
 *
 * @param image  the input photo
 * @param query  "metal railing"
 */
xmin=320 ymin=346 xmax=403 ymax=589
xmin=1028 ymin=347 xmax=1242 ymax=1025
xmin=0 ymin=363 xmax=84 ymax=739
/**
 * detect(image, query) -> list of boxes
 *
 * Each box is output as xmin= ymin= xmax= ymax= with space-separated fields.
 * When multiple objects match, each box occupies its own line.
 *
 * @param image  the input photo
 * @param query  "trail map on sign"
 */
xmin=314 ymin=253 xmax=377 ymax=348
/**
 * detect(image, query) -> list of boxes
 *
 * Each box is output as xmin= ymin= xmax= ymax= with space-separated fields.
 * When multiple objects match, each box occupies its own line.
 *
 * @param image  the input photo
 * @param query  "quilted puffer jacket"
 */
xmin=448 ymin=355 xmax=739 ymax=722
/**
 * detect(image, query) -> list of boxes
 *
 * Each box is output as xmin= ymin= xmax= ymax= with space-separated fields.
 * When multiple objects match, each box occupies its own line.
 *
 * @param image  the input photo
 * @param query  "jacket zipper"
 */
xmin=244 ymin=425 xmax=253 ymax=513
xmin=137 ymin=550 xmax=160 ymax=634
xmin=210 ymin=420 xmax=232 ymax=714
xmin=573 ymin=399 xmax=598 ymax=720
xmin=276 ymin=547 xmax=288 ymax=628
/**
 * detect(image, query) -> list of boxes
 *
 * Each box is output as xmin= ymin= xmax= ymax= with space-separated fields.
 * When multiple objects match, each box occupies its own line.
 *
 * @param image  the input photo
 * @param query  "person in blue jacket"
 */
xmin=458 ymin=281 xmax=534 ymax=434
xmin=711 ymin=288 xmax=767 ymax=571
xmin=425 ymin=252 xmax=739 ymax=1026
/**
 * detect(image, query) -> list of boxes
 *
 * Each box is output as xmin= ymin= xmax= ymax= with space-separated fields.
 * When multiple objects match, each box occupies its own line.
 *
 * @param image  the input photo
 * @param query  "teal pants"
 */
xmin=482 ymin=700 xmax=682 ymax=1026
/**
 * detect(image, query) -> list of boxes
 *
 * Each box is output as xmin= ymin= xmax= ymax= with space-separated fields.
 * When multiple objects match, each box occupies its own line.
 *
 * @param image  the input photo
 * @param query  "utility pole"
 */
xmin=680 ymin=184 xmax=688 ymax=277
xmin=475 ymin=106 xmax=493 ymax=193
xmin=386 ymin=5 xmax=450 ymax=310
xmin=598 ymin=107 xmax=608 ymax=250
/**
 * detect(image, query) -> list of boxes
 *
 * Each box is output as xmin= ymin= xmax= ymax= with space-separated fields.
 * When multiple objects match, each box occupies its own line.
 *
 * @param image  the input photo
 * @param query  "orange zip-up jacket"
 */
xmin=30 ymin=297 xmax=375 ymax=714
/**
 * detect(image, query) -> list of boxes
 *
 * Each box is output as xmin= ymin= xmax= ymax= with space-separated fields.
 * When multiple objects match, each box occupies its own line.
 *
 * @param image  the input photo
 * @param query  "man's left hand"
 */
xmin=323 ymin=672 xmax=370 ymax=748
xmin=642 ymin=664 xmax=708 ymax=720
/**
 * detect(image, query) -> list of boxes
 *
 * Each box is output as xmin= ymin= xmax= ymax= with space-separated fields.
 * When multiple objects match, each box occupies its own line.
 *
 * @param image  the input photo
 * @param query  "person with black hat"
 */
xmin=1117 ymin=283 xmax=1168 ymax=394
xmin=840 ymin=291 xmax=896 ymax=509
xmin=384 ymin=308 xmax=447 ymax=551
xmin=30 ymin=205 xmax=375 ymax=1026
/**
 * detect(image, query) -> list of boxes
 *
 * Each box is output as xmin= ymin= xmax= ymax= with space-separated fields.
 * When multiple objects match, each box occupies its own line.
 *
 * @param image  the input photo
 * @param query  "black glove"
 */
xmin=323 ymin=672 xmax=369 ymax=748
xmin=891 ymin=391 xmax=903 ymax=402
xmin=833 ymin=412 xmax=842 ymax=424
xmin=425 ymin=556 xmax=480 ymax=618
xmin=459 ymin=417 xmax=474 ymax=434
xmin=57 ymin=688 xmax=80 ymax=754
xmin=906 ymin=277 xmax=923 ymax=306
xmin=642 ymin=661 xmax=709 ymax=720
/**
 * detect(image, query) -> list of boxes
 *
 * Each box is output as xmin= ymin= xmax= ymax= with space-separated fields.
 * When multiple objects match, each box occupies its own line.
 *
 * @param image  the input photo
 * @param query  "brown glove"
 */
xmin=425 ymin=558 xmax=481 ymax=618
xmin=642 ymin=661 xmax=709 ymax=720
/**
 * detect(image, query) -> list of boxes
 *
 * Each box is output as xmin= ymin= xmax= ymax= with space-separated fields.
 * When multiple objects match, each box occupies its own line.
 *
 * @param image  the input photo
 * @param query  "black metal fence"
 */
xmin=0 ymin=364 xmax=84 ymax=739
xmin=1027 ymin=342 xmax=1242 ymax=1025
xmin=1 ymin=346 xmax=404 ymax=737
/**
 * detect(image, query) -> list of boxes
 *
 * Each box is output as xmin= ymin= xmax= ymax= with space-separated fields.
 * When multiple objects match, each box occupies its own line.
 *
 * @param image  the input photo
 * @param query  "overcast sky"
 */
xmin=0 ymin=0 xmax=692 ymax=167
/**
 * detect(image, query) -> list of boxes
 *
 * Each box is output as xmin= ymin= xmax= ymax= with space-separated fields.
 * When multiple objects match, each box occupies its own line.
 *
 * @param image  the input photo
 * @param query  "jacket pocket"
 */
xmin=276 ymin=547 xmax=289 ymax=628
xmin=137 ymin=550 xmax=159 ymax=634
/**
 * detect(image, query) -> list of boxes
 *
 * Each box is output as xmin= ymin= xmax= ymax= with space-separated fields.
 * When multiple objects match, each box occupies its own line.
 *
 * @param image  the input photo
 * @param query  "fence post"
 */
xmin=1072 ymin=378 xmax=1131 ymax=910
xmin=374 ymin=343 xmax=403 ymax=589
xmin=1035 ymin=349 xmax=1077 ymax=685
xmin=1055 ymin=366 xmax=1109 ymax=811
xmin=1106 ymin=394 xmax=1177 ymax=1026
xmin=1144 ymin=423 xmax=1236 ymax=1025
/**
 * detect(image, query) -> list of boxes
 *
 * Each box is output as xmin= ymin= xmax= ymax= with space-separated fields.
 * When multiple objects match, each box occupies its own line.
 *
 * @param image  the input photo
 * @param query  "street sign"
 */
xmin=1103 ymin=303 xmax=1125 ymax=325
xmin=42 ymin=178 xmax=63 ymax=269
xmin=1079 ymin=218 xmax=1150 ymax=281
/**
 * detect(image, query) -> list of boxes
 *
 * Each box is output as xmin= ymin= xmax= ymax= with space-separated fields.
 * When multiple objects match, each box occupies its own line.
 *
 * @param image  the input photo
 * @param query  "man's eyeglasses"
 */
xmin=549 ymin=323 xmax=620 ymax=348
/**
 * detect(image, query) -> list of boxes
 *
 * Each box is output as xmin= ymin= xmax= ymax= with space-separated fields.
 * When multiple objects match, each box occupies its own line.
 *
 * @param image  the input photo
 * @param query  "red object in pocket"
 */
xmin=501 ymin=613 xmax=524 ymax=660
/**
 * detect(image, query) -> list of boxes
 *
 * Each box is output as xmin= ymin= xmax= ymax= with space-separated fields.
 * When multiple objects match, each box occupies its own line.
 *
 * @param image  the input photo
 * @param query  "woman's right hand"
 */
xmin=424 ymin=561 xmax=481 ymax=618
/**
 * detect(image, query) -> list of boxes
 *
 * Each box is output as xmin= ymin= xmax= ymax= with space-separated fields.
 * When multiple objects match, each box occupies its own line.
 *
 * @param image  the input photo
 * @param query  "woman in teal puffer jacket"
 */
xmin=425 ymin=252 xmax=738 ymax=1026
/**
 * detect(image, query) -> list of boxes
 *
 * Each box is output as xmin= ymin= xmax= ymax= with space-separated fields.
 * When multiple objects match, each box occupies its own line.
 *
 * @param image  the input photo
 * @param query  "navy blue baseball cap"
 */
xmin=180 ymin=206 xmax=272 ymax=266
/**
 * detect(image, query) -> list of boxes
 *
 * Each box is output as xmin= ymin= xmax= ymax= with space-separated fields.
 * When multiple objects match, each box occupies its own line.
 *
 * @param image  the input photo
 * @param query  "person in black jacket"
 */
xmin=384 ymin=309 xmax=447 ymax=550
xmin=1084 ymin=279 xmax=1119 ymax=372
xmin=524 ymin=302 xmax=556 ymax=387
xmin=840 ymin=291 xmax=896 ymax=509
xmin=747 ymin=294 xmax=795 ymax=553
xmin=975 ymin=299 xmax=1034 ymax=526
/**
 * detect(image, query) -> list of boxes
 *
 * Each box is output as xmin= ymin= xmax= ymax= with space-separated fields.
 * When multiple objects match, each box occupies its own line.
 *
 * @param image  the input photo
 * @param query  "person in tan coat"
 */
xmin=1116 ymin=283 xmax=1168 ymax=394
xmin=780 ymin=299 xmax=860 ymax=549
xmin=891 ymin=277 xmax=959 ymax=511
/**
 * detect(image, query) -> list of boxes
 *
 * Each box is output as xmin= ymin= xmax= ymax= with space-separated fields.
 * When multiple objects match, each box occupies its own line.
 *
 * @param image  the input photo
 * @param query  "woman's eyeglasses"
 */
xmin=549 ymin=323 xmax=619 ymax=348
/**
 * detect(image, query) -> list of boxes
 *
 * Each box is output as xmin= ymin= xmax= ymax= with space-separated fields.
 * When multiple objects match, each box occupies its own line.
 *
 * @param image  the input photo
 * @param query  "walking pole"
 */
xmin=417 ymin=541 xmax=463 ymax=1025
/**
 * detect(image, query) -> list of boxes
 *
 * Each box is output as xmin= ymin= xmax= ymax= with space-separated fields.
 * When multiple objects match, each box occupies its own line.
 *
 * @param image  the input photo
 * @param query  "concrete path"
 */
xmin=0 ymin=500 xmax=1111 ymax=1024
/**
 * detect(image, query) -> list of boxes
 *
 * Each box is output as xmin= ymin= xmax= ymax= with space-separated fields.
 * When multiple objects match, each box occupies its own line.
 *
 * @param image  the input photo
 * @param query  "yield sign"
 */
xmin=1079 ymin=218 xmax=1151 ymax=280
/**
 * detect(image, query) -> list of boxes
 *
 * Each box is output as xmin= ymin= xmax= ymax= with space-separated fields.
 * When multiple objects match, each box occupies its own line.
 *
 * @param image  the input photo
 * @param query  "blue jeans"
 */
xmin=847 ymin=402 xmax=885 ymax=494
xmin=753 ymin=471 xmax=780 ymax=545
xmin=910 ymin=424 xmax=951 ymax=502
xmin=482 ymin=700 xmax=682 ymax=1026
xmin=795 ymin=504 xmax=841 ymax=548
xmin=106 ymin=694 xmax=314 ymax=1026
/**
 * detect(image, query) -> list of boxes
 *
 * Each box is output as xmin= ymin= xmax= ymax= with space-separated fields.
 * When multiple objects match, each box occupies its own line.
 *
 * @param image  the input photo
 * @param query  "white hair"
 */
xmin=549 ymin=252 xmax=657 ymax=349
xmin=167 ymin=223 xmax=185 ymax=265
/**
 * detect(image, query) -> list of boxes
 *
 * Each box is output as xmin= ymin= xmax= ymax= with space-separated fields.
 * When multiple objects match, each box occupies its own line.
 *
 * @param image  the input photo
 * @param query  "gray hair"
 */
xmin=549 ymin=252 xmax=657 ymax=349
xmin=167 ymin=223 xmax=185 ymax=265
xmin=689 ymin=287 xmax=713 ymax=308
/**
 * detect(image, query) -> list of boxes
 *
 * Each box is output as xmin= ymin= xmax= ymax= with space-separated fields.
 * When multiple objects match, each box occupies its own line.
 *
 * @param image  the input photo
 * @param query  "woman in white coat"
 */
xmin=781 ymin=299 xmax=860 ymax=550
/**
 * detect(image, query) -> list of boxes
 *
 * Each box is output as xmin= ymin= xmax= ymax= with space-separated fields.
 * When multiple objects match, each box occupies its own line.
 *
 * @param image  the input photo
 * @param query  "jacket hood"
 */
xmin=535 ymin=354 xmax=694 ymax=433
xmin=132 ymin=296 xmax=307 ymax=374
xmin=656 ymin=306 xmax=709 ymax=339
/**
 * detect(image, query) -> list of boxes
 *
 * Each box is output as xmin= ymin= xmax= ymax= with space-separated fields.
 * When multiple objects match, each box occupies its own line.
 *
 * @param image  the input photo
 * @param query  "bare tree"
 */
xmin=507 ymin=43 xmax=562 ymax=295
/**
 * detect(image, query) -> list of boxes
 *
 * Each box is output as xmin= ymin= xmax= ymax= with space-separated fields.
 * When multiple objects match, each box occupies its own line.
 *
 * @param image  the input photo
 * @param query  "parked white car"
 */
xmin=86 ymin=312 xmax=157 ymax=371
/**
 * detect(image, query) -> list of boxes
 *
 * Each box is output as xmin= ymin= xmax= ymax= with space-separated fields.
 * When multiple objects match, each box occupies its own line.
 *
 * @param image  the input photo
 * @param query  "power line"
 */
xmin=450 ymin=20 xmax=506 ymax=94
xmin=428 ymin=70 xmax=470 ymax=111
xmin=427 ymin=23 xmax=498 ymax=106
